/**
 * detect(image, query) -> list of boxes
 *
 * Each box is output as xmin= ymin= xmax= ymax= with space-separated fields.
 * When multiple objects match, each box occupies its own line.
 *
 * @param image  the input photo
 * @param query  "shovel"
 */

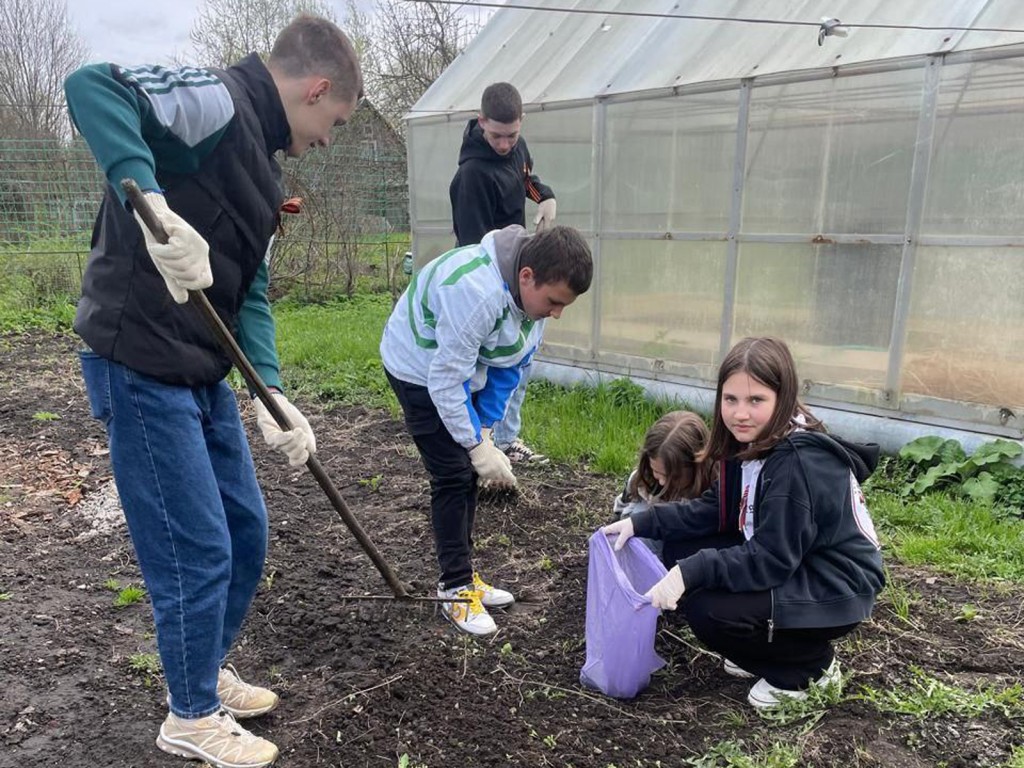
xmin=123 ymin=179 xmax=463 ymax=605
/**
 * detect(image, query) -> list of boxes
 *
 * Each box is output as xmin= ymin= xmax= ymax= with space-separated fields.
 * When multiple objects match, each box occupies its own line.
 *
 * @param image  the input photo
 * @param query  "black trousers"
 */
xmin=663 ymin=534 xmax=859 ymax=690
xmin=387 ymin=371 xmax=476 ymax=590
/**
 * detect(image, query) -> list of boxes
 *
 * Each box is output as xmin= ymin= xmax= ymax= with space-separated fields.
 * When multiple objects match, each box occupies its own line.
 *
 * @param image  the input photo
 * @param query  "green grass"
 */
xmin=869 ymin=491 xmax=1024 ymax=581
xmin=273 ymin=293 xmax=397 ymax=412
xmin=519 ymin=379 xmax=687 ymax=475
xmin=113 ymin=585 xmax=147 ymax=607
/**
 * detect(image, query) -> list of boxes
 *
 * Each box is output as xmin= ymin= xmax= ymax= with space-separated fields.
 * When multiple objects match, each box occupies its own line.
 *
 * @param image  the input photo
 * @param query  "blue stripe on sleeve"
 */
xmin=464 ymin=380 xmax=482 ymax=443
xmin=474 ymin=364 xmax=523 ymax=427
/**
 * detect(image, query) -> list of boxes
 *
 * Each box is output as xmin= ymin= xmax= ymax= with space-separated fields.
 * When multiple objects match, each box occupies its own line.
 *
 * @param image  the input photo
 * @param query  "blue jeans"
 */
xmin=80 ymin=352 xmax=268 ymax=718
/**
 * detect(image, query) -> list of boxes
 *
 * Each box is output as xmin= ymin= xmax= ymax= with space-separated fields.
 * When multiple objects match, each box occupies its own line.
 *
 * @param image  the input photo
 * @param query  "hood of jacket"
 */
xmin=773 ymin=431 xmax=880 ymax=484
xmin=488 ymin=224 xmax=532 ymax=309
xmin=457 ymin=118 xmax=519 ymax=165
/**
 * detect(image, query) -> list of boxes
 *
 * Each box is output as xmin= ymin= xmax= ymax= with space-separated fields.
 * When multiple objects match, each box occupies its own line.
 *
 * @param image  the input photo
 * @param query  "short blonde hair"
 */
xmin=270 ymin=15 xmax=363 ymax=102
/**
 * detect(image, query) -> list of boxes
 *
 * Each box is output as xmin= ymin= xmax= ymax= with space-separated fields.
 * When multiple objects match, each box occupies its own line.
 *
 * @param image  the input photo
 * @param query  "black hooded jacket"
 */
xmin=449 ymin=118 xmax=554 ymax=247
xmin=630 ymin=431 xmax=885 ymax=629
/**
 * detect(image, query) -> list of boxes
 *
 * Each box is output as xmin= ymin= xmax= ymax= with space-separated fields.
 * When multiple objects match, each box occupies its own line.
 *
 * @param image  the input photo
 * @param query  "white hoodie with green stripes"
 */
xmin=381 ymin=226 xmax=543 ymax=449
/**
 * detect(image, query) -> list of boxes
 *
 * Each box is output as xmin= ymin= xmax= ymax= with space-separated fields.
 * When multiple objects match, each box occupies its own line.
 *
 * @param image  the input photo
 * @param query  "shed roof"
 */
xmin=410 ymin=0 xmax=1024 ymax=118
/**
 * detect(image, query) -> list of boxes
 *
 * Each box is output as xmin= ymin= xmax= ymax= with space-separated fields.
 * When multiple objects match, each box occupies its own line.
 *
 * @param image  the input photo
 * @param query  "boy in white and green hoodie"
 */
xmin=381 ymin=224 xmax=592 ymax=635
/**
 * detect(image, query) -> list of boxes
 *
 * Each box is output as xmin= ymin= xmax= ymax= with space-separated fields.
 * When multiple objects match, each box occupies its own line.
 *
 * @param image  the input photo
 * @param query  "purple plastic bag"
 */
xmin=579 ymin=529 xmax=668 ymax=699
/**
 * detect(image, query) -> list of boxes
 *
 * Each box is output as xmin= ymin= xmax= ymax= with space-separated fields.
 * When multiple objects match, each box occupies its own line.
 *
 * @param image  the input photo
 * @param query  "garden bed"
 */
xmin=1 ymin=331 xmax=1022 ymax=767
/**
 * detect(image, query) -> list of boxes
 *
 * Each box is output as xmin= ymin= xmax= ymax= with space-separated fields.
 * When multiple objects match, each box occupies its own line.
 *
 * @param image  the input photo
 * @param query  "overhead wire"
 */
xmin=402 ymin=0 xmax=1024 ymax=36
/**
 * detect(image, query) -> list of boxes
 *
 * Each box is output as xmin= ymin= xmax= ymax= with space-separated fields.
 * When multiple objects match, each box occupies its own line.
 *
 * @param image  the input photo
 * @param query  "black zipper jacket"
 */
xmin=449 ymin=118 xmax=554 ymax=247
xmin=630 ymin=432 xmax=885 ymax=629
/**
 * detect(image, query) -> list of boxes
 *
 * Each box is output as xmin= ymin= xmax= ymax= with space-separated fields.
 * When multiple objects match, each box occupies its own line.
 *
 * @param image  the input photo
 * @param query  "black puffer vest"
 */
xmin=75 ymin=55 xmax=285 ymax=386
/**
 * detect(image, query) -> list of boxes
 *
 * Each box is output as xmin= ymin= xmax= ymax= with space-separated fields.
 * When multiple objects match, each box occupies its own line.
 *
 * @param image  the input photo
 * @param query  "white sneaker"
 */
xmin=438 ymin=584 xmax=497 ymax=635
xmin=218 ymin=665 xmax=279 ymax=719
xmin=156 ymin=709 xmax=278 ymax=767
xmin=473 ymin=572 xmax=515 ymax=608
xmin=723 ymin=658 xmax=756 ymax=679
xmin=747 ymin=659 xmax=842 ymax=709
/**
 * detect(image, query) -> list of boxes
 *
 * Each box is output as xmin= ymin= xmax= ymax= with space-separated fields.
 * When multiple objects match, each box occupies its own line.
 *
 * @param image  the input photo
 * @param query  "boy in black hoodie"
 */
xmin=449 ymin=82 xmax=557 ymax=464
xmin=603 ymin=337 xmax=884 ymax=709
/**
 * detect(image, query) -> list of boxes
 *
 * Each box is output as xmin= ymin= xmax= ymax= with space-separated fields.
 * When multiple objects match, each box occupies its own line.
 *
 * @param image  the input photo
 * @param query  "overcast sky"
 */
xmin=67 ymin=0 xmax=494 ymax=66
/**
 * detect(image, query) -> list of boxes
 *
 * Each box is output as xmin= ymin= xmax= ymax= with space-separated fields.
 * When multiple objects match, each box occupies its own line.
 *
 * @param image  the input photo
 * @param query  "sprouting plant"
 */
xmin=103 ymin=578 xmax=120 ymax=591
xmin=128 ymin=652 xmax=161 ymax=675
xmin=543 ymin=734 xmax=558 ymax=748
xmin=114 ymin=585 xmax=146 ymax=607
xmin=956 ymin=604 xmax=979 ymax=622
xmin=0 ymin=592 xmax=11 ymax=601
xmin=31 ymin=411 xmax=60 ymax=421
xmin=359 ymin=474 xmax=383 ymax=492
xmin=500 ymin=642 xmax=514 ymax=657
xmin=263 ymin=568 xmax=277 ymax=590
xmin=537 ymin=555 xmax=554 ymax=571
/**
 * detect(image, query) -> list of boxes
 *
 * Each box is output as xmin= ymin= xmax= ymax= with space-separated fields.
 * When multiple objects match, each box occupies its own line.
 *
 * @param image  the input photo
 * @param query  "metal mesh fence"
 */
xmin=0 ymin=128 xmax=411 ymax=310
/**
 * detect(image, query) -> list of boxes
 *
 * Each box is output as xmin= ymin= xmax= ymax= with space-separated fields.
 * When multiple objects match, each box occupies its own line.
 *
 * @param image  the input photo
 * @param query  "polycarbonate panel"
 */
xmin=902 ymin=246 xmax=1024 ymax=408
xmin=923 ymin=59 xmax=1024 ymax=237
xmin=413 ymin=0 xmax=1018 ymax=113
xmin=407 ymin=119 xmax=465 ymax=228
xmin=603 ymin=92 xmax=737 ymax=232
xmin=743 ymin=69 xmax=923 ymax=235
xmin=542 ymin=281 xmax=594 ymax=353
xmin=520 ymin=106 xmax=594 ymax=231
xmin=597 ymin=240 xmax=726 ymax=375
xmin=732 ymin=243 xmax=901 ymax=391
xmin=411 ymin=231 xmax=456 ymax=271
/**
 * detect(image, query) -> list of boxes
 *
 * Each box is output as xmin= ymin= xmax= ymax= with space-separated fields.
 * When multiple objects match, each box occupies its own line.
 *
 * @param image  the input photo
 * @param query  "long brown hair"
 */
xmin=628 ymin=410 xmax=717 ymax=501
xmin=700 ymin=337 xmax=824 ymax=463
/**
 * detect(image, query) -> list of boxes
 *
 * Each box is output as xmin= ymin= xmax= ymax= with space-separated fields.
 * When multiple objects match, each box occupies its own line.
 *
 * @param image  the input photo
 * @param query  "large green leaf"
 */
xmin=899 ymin=436 xmax=946 ymax=466
xmin=971 ymin=440 xmax=1023 ymax=466
xmin=963 ymin=472 xmax=1001 ymax=503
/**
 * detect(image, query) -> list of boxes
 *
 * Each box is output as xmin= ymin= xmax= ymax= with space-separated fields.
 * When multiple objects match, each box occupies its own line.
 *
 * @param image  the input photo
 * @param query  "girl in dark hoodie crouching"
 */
xmin=602 ymin=336 xmax=884 ymax=709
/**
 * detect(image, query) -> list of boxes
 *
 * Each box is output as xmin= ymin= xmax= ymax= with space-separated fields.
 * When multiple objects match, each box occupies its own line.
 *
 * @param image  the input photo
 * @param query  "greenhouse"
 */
xmin=406 ymin=0 xmax=1024 ymax=449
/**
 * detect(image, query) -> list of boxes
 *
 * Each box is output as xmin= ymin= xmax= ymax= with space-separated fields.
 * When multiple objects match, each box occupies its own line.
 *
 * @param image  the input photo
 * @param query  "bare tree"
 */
xmin=0 ymin=0 xmax=87 ymax=140
xmin=189 ymin=0 xmax=336 ymax=68
xmin=347 ymin=0 xmax=481 ymax=131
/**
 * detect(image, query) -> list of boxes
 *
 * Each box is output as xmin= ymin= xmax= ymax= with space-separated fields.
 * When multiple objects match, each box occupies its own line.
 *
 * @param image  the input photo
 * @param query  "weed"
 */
xmin=128 ymin=652 xmax=162 ymax=686
xmin=684 ymin=738 xmax=802 ymax=767
xmin=0 ymin=592 xmax=10 ymax=601
xmin=102 ymin=578 xmax=120 ymax=591
xmin=397 ymin=754 xmax=428 ymax=768
xmin=359 ymin=474 xmax=383 ymax=492
xmin=500 ymin=642 xmax=514 ymax=657
xmin=543 ymin=734 xmax=557 ymax=748
xmin=537 ymin=555 xmax=554 ymax=571
xmin=263 ymin=569 xmax=278 ymax=591
xmin=880 ymin=573 xmax=919 ymax=627
xmin=113 ymin=585 xmax=146 ymax=607
xmin=128 ymin=652 xmax=161 ymax=675
xmin=955 ymin=604 xmax=979 ymax=622
xmin=31 ymin=411 xmax=60 ymax=421
xmin=859 ymin=665 xmax=1024 ymax=719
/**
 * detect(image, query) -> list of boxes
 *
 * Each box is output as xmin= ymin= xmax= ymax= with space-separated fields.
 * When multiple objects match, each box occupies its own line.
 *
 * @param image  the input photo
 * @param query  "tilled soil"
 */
xmin=2 ymin=331 xmax=1023 ymax=768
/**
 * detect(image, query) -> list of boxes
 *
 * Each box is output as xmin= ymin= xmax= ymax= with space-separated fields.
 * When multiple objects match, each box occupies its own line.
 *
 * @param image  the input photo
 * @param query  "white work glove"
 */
xmin=133 ymin=192 xmax=213 ymax=303
xmin=254 ymin=393 xmax=317 ymax=467
xmin=601 ymin=516 xmax=635 ymax=551
xmin=468 ymin=428 xmax=517 ymax=488
xmin=532 ymin=198 xmax=556 ymax=232
xmin=645 ymin=564 xmax=686 ymax=611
